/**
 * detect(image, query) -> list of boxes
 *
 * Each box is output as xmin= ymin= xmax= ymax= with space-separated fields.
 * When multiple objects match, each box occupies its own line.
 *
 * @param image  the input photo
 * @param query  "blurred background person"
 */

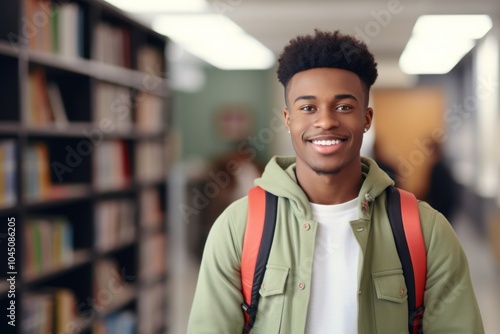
xmin=424 ymin=139 xmax=460 ymax=224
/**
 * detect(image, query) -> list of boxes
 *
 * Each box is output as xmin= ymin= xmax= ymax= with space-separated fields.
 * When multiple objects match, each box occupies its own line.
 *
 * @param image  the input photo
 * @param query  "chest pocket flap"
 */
xmin=372 ymin=269 xmax=408 ymax=303
xmin=259 ymin=265 xmax=289 ymax=297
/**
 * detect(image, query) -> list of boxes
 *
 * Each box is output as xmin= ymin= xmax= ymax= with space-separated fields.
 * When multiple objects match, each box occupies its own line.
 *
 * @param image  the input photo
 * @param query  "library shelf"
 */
xmin=0 ymin=0 xmax=170 ymax=333
xmin=23 ymin=249 xmax=92 ymax=285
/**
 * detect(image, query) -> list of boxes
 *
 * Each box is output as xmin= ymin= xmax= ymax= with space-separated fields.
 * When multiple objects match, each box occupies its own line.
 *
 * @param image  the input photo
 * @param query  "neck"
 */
xmin=296 ymin=161 xmax=363 ymax=205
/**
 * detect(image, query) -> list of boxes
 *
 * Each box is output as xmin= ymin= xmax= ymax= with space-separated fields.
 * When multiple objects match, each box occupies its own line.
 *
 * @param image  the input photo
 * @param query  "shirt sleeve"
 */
xmin=421 ymin=204 xmax=485 ymax=333
xmin=187 ymin=200 xmax=247 ymax=334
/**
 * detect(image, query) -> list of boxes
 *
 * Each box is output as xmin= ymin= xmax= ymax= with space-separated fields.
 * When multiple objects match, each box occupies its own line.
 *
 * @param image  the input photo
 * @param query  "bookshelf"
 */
xmin=0 ymin=0 xmax=170 ymax=333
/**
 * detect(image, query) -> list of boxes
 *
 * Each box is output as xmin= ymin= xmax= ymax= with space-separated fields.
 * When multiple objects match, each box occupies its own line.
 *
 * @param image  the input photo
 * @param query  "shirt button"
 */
xmin=356 ymin=227 xmax=364 ymax=232
xmin=261 ymin=283 xmax=267 ymax=291
xmin=400 ymin=287 xmax=406 ymax=296
xmin=303 ymin=223 xmax=311 ymax=231
xmin=298 ymin=282 xmax=305 ymax=290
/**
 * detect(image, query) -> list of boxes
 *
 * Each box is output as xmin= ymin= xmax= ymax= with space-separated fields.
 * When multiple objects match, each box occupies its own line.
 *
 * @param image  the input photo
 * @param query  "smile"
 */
xmin=311 ymin=139 xmax=342 ymax=146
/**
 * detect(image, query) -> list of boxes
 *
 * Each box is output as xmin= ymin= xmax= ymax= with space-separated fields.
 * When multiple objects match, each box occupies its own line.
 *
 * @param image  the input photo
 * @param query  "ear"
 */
xmin=283 ymin=107 xmax=291 ymax=130
xmin=364 ymin=107 xmax=373 ymax=131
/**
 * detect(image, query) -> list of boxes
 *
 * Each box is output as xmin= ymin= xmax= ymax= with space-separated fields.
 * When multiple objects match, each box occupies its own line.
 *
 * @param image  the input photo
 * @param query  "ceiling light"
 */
xmin=400 ymin=37 xmax=475 ymax=74
xmin=412 ymin=15 xmax=493 ymax=40
xmin=102 ymin=0 xmax=207 ymax=13
xmin=153 ymin=15 xmax=275 ymax=70
xmin=400 ymin=15 xmax=492 ymax=75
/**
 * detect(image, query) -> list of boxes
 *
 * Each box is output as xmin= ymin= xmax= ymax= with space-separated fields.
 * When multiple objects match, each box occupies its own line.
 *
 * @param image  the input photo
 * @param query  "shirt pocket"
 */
xmin=372 ymin=269 xmax=408 ymax=303
xmin=252 ymin=265 xmax=289 ymax=334
xmin=372 ymin=269 xmax=409 ymax=332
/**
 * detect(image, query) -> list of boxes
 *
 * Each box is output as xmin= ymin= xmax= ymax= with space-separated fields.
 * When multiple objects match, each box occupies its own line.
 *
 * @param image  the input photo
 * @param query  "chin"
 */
xmin=310 ymin=164 xmax=342 ymax=175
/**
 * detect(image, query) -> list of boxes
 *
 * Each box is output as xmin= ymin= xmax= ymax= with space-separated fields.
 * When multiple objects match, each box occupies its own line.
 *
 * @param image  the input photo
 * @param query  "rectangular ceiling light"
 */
xmin=153 ymin=14 xmax=275 ymax=70
xmin=103 ymin=0 xmax=208 ymax=13
xmin=400 ymin=15 xmax=492 ymax=74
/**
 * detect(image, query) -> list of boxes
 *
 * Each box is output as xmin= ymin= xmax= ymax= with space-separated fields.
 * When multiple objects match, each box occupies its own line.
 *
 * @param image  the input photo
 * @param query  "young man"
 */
xmin=188 ymin=30 xmax=484 ymax=333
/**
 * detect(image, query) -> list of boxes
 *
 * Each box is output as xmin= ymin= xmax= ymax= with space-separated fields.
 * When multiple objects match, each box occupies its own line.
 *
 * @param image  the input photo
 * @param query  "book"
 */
xmin=0 ymin=140 xmax=16 ymax=208
xmin=54 ymin=288 xmax=77 ymax=332
xmin=137 ymin=45 xmax=164 ymax=75
xmin=140 ymin=233 xmax=166 ymax=280
xmin=140 ymin=187 xmax=163 ymax=230
xmin=24 ymin=142 xmax=51 ymax=200
xmin=58 ymin=3 xmax=80 ymax=58
xmin=46 ymin=81 xmax=69 ymax=128
xmin=93 ymin=140 xmax=131 ymax=190
xmin=135 ymin=141 xmax=164 ymax=182
xmin=102 ymin=311 xmax=136 ymax=334
xmin=22 ymin=291 xmax=54 ymax=334
xmin=27 ymin=69 xmax=53 ymax=126
xmin=135 ymin=92 xmax=165 ymax=133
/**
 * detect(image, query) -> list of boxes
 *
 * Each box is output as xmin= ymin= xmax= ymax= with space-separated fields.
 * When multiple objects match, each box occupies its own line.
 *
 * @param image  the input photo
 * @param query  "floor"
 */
xmin=168 ymin=211 xmax=500 ymax=334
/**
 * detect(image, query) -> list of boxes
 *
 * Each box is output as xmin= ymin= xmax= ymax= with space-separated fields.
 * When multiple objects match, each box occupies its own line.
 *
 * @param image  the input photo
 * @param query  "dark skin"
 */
xmin=283 ymin=68 xmax=373 ymax=205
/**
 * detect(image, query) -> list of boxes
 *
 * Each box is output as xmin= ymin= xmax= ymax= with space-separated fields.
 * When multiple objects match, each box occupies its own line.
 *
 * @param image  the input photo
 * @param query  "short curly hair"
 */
xmin=277 ymin=30 xmax=378 ymax=93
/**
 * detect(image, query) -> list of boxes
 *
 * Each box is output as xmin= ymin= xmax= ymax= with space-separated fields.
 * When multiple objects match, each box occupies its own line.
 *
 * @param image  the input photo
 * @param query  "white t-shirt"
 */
xmin=305 ymin=198 xmax=360 ymax=334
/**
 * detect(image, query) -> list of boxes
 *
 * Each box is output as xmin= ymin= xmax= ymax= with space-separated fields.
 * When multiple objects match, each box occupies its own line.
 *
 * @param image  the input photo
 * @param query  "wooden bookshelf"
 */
xmin=0 ymin=0 xmax=170 ymax=333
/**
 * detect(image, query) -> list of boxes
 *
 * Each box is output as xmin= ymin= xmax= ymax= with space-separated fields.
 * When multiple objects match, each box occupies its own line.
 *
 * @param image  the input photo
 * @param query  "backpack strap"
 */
xmin=241 ymin=185 xmax=426 ymax=333
xmin=241 ymin=186 xmax=278 ymax=333
xmin=386 ymin=186 xmax=427 ymax=334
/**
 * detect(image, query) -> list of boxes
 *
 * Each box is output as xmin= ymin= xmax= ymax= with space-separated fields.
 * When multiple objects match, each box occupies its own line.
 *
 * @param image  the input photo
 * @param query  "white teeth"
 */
xmin=312 ymin=140 xmax=342 ymax=146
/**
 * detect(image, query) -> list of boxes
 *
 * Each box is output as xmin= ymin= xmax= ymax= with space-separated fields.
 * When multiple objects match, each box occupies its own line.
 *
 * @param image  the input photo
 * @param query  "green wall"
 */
xmin=173 ymin=67 xmax=274 ymax=165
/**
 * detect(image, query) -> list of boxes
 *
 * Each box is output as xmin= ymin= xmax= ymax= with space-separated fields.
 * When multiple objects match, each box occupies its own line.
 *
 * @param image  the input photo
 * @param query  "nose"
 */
xmin=314 ymin=109 xmax=340 ymax=129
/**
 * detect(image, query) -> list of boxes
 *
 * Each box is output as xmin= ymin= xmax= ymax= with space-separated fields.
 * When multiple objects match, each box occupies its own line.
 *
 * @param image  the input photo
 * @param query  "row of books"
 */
xmin=93 ymin=22 xmax=165 ymax=73
xmin=95 ymin=199 xmax=136 ymax=252
xmin=24 ymin=142 xmax=91 ymax=202
xmin=22 ymin=288 xmax=78 ymax=334
xmin=24 ymin=0 xmax=165 ymax=72
xmin=93 ymin=22 xmax=131 ymax=68
xmin=25 ymin=0 xmax=84 ymax=58
xmin=23 ymin=217 xmax=74 ymax=279
xmin=26 ymin=67 xmax=166 ymax=131
xmin=94 ymin=83 xmax=167 ymax=133
xmin=93 ymin=81 xmax=133 ymax=132
xmin=24 ymin=140 xmax=166 ymax=200
xmin=0 ymin=140 xmax=16 ymax=208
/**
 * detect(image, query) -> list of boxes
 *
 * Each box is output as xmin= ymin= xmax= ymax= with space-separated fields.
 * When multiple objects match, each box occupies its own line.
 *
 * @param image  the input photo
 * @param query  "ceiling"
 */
xmin=132 ymin=0 xmax=500 ymax=85
xmin=219 ymin=0 xmax=499 ymax=60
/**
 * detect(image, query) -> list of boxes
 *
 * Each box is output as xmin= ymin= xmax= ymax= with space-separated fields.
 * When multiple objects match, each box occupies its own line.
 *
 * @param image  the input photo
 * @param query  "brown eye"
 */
xmin=336 ymin=105 xmax=352 ymax=112
xmin=300 ymin=105 xmax=315 ymax=112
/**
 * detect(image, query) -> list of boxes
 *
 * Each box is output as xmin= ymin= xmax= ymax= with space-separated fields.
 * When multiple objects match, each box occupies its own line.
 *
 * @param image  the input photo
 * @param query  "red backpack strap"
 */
xmin=241 ymin=186 xmax=278 ymax=333
xmin=386 ymin=186 xmax=427 ymax=334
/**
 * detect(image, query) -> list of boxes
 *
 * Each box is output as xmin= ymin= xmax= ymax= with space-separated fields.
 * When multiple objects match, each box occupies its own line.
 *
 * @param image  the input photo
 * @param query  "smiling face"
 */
xmin=284 ymin=67 xmax=373 ymax=178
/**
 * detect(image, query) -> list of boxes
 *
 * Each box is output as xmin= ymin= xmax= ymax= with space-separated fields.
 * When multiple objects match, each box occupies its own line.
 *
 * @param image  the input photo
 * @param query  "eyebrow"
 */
xmin=293 ymin=93 xmax=358 ymax=104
